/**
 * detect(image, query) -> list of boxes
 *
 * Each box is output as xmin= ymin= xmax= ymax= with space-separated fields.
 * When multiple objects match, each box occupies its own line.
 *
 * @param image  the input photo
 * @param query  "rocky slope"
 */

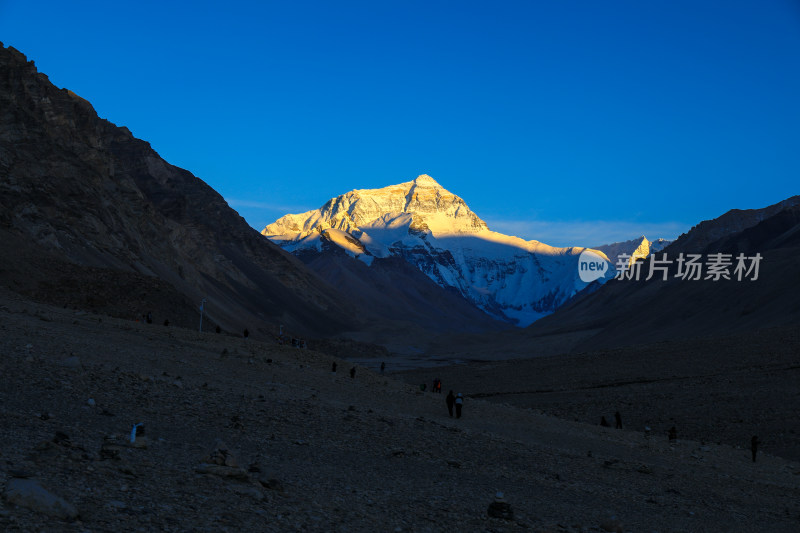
xmin=518 ymin=198 xmax=800 ymax=356
xmin=0 ymin=43 xmax=355 ymax=339
xmin=1 ymin=290 xmax=799 ymax=532
xmin=668 ymin=195 xmax=800 ymax=254
xmin=294 ymin=245 xmax=509 ymax=353
xmin=264 ymin=175 xmax=613 ymax=326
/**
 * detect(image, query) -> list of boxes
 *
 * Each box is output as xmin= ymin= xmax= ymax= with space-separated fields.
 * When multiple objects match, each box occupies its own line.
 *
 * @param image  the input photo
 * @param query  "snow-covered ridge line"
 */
xmin=262 ymin=174 xmax=615 ymax=326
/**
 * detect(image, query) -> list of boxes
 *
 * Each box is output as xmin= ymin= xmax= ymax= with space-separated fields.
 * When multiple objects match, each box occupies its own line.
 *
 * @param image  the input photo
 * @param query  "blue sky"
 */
xmin=2 ymin=0 xmax=798 ymax=246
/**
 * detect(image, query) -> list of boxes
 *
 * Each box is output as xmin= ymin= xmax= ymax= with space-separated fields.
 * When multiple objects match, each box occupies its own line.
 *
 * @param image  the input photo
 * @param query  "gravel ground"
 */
xmin=1 ymin=290 xmax=799 ymax=532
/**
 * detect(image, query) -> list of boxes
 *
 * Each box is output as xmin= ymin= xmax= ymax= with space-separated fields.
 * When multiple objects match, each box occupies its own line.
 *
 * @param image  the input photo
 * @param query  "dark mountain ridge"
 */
xmin=523 ymin=198 xmax=800 ymax=351
xmin=425 ymin=196 xmax=800 ymax=359
xmin=0 ymin=43 xmax=355 ymax=338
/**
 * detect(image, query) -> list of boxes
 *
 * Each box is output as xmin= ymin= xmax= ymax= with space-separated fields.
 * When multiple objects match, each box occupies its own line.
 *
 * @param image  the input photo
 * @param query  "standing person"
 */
xmin=455 ymin=393 xmax=463 ymax=419
xmin=614 ymin=411 xmax=622 ymax=429
xmin=668 ymin=426 xmax=677 ymax=443
xmin=380 ymin=362 xmax=386 ymax=374
xmin=243 ymin=328 xmax=249 ymax=338
xmin=331 ymin=362 xmax=337 ymax=373
xmin=751 ymin=435 xmax=760 ymax=462
xmin=446 ymin=390 xmax=455 ymax=417
xmin=349 ymin=367 xmax=356 ymax=379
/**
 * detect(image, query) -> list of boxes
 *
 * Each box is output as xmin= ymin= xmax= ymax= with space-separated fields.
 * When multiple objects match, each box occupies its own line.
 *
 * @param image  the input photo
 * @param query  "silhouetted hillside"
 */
xmin=0 ymin=43 xmax=355 ymax=338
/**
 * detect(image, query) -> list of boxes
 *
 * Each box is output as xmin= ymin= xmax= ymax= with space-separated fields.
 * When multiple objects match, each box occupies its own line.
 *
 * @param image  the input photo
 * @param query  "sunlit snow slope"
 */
xmin=263 ymin=175 xmax=614 ymax=325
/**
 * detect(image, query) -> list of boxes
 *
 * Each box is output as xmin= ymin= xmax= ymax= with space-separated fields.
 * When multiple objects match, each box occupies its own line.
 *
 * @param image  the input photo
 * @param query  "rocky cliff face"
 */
xmin=264 ymin=175 xmax=612 ymax=326
xmin=0 ymin=43 xmax=354 ymax=337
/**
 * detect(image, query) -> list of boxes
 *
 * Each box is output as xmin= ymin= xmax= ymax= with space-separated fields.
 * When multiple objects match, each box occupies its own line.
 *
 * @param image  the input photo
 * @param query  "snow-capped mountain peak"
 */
xmin=593 ymin=236 xmax=672 ymax=266
xmin=262 ymin=175 xmax=613 ymax=326
xmin=264 ymin=174 xmax=487 ymax=242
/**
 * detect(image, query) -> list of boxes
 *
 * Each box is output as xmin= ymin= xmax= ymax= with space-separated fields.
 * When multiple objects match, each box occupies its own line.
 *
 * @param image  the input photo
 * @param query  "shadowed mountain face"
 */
xmin=428 ymin=197 xmax=800 ymax=358
xmin=668 ymin=195 xmax=800 ymax=254
xmin=294 ymin=242 xmax=510 ymax=352
xmin=521 ymin=199 xmax=800 ymax=352
xmin=0 ymin=43 xmax=355 ymax=337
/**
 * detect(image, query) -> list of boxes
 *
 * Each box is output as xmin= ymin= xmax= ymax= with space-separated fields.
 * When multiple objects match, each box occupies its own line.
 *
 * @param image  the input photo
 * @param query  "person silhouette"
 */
xmin=614 ymin=411 xmax=622 ymax=429
xmin=446 ymin=390 xmax=455 ymax=417
xmin=751 ymin=435 xmax=760 ymax=462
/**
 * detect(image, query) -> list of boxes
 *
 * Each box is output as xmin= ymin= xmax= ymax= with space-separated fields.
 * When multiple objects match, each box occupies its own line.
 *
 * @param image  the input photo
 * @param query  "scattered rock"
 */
xmin=204 ymin=439 xmax=238 ymax=467
xmin=52 ymin=431 xmax=71 ymax=446
xmin=129 ymin=437 xmax=148 ymax=449
xmin=8 ymin=468 xmax=35 ymax=479
xmin=100 ymin=438 xmax=123 ymax=460
xmin=59 ymin=356 xmax=82 ymax=370
xmin=196 ymin=463 xmax=250 ymax=481
xmin=3 ymin=478 xmax=78 ymax=520
xmin=258 ymin=477 xmax=285 ymax=492
xmin=107 ymin=500 xmax=127 ymax=510
xmin=117 ymin=462 xmax=136 ymax=476
xmin=487 ymin=492 xmax=513 ymax=520
xmin=600 ymin=515 xmax=623 ymax=532
xmin=231 ymin=484 xmax=264 ymax=501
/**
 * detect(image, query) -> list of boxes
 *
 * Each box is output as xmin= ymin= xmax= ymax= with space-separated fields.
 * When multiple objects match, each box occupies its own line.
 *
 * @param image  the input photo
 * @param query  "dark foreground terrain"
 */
xmin=398 ymin=327 xmax=800 ymax=463
xmin=1 ymin=289 xmax=799 ymax=532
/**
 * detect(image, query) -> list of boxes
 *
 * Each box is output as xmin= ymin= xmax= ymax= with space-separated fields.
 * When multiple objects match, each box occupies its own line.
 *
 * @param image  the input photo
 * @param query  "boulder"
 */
xmin=3 ymin=478 xmax=78 ymax=520
xmin=487 ymin=492 xmax=513 ymax=520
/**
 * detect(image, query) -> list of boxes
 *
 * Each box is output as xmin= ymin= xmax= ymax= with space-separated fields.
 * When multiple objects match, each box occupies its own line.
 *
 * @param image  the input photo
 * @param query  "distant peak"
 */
xmin=413 ymin=174 xmax=441 ymax=188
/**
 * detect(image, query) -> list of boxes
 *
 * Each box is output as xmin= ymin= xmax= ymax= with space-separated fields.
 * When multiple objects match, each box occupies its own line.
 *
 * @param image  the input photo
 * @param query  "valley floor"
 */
xmin=1 ymin=291 xmax=798 ymax=532
xmin=396 ymin=327 xmax=800 ymax=464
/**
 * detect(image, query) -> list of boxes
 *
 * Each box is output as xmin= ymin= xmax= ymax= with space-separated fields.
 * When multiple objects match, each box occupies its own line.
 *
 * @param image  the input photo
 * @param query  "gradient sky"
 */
xmin=2 ymin=1 xmax=798 ymax=246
